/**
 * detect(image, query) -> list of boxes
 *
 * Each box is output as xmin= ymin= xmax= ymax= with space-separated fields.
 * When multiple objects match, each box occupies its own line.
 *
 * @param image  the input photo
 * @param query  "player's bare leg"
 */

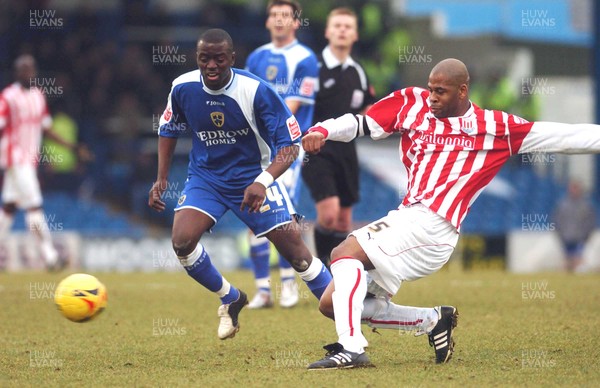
xmin=266 ymin=219 xmax=331 ymax=300
xmin=0 ymin=204 xmax=17 ymax=270
xmin=25 ymin=206 xmax=59 ymax=270
xmin=172 ymin=209 xmax=247 ymax=340
xmin=0 ymin=204 xmax=17 ymax=239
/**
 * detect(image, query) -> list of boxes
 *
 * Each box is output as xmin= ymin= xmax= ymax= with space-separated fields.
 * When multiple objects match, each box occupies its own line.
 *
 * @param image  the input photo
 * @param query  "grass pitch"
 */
xmin=1 ymin=268 xmax=599 ymax=387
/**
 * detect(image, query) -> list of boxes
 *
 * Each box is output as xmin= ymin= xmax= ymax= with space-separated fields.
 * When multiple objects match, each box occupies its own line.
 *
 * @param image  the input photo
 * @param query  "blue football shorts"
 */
xmin=277 ymin=154 xmax=303 ymax=207
xmin=174 ymin=173 xmax=297 ymax=237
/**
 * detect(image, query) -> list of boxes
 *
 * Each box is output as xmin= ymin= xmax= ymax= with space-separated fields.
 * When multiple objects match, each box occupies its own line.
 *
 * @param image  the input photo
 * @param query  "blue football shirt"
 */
xmin=245 ymin=39 xmax=318 ymax=134
xmin=158 ymin=68 xmax=302 ymax=193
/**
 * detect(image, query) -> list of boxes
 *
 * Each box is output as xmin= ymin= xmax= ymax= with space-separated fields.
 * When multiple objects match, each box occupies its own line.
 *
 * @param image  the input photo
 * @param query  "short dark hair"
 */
xmin=197 ymin=28 xmax=234 ymax=51
xmin=267 ymin=0 xmax=302 ymax=20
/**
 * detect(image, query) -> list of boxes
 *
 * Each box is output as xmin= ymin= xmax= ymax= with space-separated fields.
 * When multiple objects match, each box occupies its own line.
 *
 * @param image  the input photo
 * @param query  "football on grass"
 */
xmin=54 ymin=273 xmax=107 ymax=322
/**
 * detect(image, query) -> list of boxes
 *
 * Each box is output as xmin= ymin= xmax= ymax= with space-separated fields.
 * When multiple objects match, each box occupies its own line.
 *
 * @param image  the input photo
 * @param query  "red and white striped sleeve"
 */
xmin=366 ymin=87 xmax=430 ymax=139
xmin=309 ymin=87 xmax=427 ymax=142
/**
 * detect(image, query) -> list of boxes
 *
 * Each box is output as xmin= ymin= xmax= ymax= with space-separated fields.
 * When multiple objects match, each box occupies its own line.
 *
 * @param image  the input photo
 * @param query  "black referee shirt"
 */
xmin=313 ymin=46 xmax=376 ymax=124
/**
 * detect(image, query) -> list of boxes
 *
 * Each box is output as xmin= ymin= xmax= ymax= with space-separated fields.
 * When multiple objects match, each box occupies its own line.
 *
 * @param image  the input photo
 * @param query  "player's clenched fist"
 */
xmin=148 ymin=180 xmax=167 ymax=212
xmin=302 ymin=128 xmax=326 ymax=154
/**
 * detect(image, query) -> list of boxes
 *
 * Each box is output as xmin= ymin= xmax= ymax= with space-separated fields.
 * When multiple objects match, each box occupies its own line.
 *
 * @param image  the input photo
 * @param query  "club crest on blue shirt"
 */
xmin=266 ymin=65 xmax=278 ymax=81
xmin=210 ymin=112 xmax=224 ymax=128
xmin=178 ymin=195 xmax=186 ymax=206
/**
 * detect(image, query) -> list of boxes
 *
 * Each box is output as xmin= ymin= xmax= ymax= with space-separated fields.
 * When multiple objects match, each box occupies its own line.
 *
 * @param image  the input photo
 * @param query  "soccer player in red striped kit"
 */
xmin=0 ymin=55 xmax=87 ymax=270
xmin=303 ymin=58 xmax=600 ymax=369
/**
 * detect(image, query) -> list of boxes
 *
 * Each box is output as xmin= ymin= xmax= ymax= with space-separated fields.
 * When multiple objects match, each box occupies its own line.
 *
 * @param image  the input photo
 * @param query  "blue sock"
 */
xmin=298 ymin=258 xmax=332 ymax=300
xmin=180 ymin=244 xmax=240 ymax=304
xmin=250 ymin=236 xmax=271 ymax=292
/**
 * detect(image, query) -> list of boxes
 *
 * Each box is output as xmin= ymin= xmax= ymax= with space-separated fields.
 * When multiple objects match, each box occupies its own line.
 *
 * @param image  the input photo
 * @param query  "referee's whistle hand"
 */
xmin=302 ymin=132 xmax=325 ymax=154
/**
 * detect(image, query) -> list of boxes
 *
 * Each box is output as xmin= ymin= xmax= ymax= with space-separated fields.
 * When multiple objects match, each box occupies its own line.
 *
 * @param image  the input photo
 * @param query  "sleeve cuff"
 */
xmin=307 ymin=126 xmax=329 ymax=138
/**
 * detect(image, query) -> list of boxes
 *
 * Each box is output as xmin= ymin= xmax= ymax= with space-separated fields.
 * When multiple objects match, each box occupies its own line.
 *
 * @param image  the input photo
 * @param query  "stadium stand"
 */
xmin=1 ymin=0 xmax=594 ymax=241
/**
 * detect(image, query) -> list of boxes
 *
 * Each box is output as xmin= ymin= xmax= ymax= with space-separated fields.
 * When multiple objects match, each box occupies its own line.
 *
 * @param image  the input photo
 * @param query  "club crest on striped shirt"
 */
xmin=460 ymin=118 xmax=476 ymax=135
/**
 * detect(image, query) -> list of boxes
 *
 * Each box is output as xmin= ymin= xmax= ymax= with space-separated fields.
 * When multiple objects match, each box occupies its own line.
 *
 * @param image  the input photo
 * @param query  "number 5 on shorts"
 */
xmin=368 ymin=221 xmax=390 ymax=233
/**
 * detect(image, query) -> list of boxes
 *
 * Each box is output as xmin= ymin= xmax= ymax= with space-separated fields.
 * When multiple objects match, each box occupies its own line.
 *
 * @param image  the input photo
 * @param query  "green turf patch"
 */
xmin=1 ymin=269 xmax=599 ymax=386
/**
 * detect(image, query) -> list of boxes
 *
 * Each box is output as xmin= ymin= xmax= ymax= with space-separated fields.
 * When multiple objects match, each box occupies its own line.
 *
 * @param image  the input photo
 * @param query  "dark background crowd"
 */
xmin=0 ymin=0 xmax=403 ymax=224
xmin=0 ymin=0 xmax=597 ymax=237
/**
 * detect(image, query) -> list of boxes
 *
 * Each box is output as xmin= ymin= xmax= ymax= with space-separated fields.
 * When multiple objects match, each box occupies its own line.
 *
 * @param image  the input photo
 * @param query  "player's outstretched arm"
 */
xmin=149 ymin=136 xmax=177 ymax=212
xmin=516 ymin=121 xmax=600 ymax=155
xmin=302 ymin=131 xmax=325 ymax=154
xmin=43 ymin=130 xmax=95 ymax=163
xmin=241 ymin=144 xmax=299 ymax=213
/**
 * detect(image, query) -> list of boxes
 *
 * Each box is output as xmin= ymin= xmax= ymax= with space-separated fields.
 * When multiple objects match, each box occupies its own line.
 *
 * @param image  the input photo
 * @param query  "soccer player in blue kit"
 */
xmin=148 ymin=29 xmax=331 ymax=340
xmin=245 ymin=0 xmax=319 ymax=309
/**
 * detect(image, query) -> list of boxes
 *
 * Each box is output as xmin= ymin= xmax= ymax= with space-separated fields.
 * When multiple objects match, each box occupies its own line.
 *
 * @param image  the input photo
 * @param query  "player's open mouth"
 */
xmin=205 ymin=73 xmax=220 ymax=81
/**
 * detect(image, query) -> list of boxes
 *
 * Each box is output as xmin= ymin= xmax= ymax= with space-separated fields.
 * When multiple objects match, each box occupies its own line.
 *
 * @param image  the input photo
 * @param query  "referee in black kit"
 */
xmin=302 ymin=7 xmax=376 ymax=268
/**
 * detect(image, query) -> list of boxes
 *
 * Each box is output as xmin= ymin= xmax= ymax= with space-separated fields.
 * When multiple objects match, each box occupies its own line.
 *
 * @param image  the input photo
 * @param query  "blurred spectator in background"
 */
xmin=0 ymin=55 xmax=89 ymax=270
xmin=41 ymin=99 xmax=83 ymax=192
xmin=553 ymin=181 xmax=596 ymax=272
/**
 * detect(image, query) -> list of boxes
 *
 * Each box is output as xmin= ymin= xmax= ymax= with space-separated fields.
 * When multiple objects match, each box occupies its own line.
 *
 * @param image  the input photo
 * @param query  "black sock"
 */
xmin=314 ymin=225 xmax=349 ymax=269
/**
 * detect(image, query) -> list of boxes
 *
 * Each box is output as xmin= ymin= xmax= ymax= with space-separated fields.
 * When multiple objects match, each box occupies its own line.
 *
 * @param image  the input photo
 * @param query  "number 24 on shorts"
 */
xmin=259 ymin=185 xmax=285 ymax=212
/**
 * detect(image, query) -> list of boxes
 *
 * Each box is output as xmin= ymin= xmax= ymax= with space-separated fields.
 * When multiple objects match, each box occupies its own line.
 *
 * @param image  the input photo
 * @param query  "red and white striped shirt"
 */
xmin=0 ymin=82 xmax=52 ymax=168
xmin=314 ymin=86 xmax=600 ymax=230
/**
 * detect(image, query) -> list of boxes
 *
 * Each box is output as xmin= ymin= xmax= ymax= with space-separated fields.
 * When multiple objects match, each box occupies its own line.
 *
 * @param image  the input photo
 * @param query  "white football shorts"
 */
xmin=2 ymin=165 xmax=43 ymax=208
xmin=352 ymin=203 xmax=459 ymax=295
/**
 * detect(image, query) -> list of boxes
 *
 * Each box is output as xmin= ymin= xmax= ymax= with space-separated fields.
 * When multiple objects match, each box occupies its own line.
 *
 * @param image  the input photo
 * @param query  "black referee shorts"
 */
xmin=302 ymin=141 xmax=359 ymax=207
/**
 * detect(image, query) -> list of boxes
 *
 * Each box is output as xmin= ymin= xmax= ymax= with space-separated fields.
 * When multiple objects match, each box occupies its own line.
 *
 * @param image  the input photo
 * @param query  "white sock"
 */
xmin=297 ymin=256 xmax=324 ymax=281
xmin=216 ymin=278 xmax=231 ymax=298
xmin=26 ymin=209 xmax=58 ymax=265
xmin=177 ymin=244 xmax=202 ymax=267
xmin=255 ymin=277 xmax=271 ymax=291
xmin=362 ymin=298 xmax=438 ymax=333
xmin=279 ymin=267 xmax=295 ymax=280
xmin=331 ymin=258 xmax=368 ymax=353
xmin=0 ymin=210 xmax=15 ymax=238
